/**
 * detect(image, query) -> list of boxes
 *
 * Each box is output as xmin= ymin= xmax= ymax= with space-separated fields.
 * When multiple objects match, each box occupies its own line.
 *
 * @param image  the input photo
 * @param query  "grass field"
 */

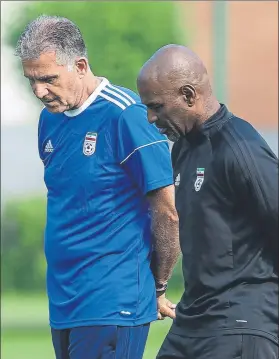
xmin=2 ymin=291 xmax=182 ymax=359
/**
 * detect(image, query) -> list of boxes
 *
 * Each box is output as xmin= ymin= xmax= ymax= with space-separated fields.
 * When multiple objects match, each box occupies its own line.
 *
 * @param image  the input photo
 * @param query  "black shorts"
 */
xmin=157 ymin=331 xmax=279 ymax=359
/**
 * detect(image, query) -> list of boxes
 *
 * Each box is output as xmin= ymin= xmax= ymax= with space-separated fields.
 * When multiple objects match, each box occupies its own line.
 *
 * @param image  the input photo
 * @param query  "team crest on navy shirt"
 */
xmin=83 ymin=132 xmax=97 ymax=156
xmin=194 ymin=167 xmax=205 ymax=191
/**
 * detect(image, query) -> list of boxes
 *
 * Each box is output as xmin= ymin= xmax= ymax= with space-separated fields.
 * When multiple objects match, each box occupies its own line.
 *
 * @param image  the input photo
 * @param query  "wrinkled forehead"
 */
xmin=138 ymin=79 xmax=175 ymax=107
xmin=138 ymin=73 xmax=165 ymax=101
xmin=22 ymin=52 xmax=61 ymax=76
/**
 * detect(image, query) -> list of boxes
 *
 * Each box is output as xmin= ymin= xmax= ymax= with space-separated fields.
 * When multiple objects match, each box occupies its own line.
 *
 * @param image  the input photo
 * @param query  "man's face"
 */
xmin=22 ymin=52 xmax=81 ymax=113
xmin=137 ymin=78 xmax=197 ymax=142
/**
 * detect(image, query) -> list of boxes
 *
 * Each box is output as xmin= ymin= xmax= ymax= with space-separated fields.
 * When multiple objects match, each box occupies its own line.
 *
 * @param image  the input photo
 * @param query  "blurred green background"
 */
xmin=1 ymin=2 xmax=185 ymax=358
xmin=1 ymin=1 xmax=278 ymax=358
xmin=6 ymin=1 xmax=184 ymax=92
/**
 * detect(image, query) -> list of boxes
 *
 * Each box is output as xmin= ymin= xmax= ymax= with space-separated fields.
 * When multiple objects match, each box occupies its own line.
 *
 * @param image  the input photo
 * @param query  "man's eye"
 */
xmin=150 ymin=104 xmax=163 ymax=110
xmin=46 ymin=78 xmax=55 ymax=84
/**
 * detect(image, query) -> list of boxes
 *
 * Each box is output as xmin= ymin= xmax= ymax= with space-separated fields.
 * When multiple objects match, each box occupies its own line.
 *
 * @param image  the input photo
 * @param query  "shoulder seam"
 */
xmin=99 ymin=93 xmax=141 ymax=113
xmin=99 ymin=92 xmax=127 ymax=110
xmin=106 ymin=84 xmax=136 ymax=104
xmin=120 ymin=140 xmax=168 ymax=165
xmin=99 ymin=85 xmax=138 ymax=112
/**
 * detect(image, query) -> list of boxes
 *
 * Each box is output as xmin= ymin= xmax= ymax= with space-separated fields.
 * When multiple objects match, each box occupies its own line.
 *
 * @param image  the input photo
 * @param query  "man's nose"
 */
xmin=147 ymin=109 xmax=158 ymax=124
xmin=32 ymin=83 xmax=49 ymax=99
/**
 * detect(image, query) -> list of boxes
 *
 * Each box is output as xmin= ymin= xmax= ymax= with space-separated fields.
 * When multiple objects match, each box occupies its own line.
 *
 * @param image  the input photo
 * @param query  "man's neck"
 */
xmin=200 ymin=97 xmax=221 ymax=124
xmin=74 ymin=73 xmax=101 ymax=109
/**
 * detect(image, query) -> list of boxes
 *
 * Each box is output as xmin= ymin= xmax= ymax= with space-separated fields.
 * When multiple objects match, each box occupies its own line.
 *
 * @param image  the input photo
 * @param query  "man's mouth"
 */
xmin=158 ymin=128 xmax=168 ymax=135
xmin=43 ymin=99 xmax=59 ymax=107
xmin=156 ymin=125 xmax=180 ymax=142
xmin=159 ymin=128 xmax=180 ymax=142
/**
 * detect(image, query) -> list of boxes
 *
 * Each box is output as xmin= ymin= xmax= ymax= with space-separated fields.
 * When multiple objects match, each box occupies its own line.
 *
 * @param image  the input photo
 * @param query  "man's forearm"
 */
xmin=150 ymin=208 xmax=180 ymax=286
xmin=147 ymin=185 xmax=180 ymax=289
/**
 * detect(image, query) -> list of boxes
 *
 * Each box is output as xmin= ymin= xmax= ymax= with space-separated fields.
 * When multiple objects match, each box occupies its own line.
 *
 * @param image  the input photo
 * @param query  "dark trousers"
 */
xmin=51 ymin=324 xmax=150 ymax=359
xmin=157 ymin=331 xmax=279 ymax=359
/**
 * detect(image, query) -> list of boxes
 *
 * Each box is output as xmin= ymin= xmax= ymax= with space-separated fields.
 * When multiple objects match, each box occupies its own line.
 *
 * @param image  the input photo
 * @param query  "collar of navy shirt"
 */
xmin=185 ymin=104 xmax=233 ymax=144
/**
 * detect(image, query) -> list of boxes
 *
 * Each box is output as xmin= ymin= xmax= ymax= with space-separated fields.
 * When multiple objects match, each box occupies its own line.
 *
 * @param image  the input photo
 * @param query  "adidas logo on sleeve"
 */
xmin=44 ymin=140 xmax=54 ymax=153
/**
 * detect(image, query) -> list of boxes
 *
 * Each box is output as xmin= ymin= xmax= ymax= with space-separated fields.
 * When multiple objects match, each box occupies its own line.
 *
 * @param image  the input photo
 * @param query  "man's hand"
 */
xmin=157 ymin=293 xmax=176 ymax=320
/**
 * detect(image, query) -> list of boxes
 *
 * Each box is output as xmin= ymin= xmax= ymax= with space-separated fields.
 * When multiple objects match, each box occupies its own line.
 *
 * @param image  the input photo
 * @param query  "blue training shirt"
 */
xmin=38 ymin=78 xmax=173 ymax=329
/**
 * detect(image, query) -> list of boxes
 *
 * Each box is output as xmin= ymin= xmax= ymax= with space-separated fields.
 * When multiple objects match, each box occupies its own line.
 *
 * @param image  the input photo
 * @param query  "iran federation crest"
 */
xmin=194 ymin=167 xmax=205 ymax=192
xmin=83 ymin=132 xmax=97 ymax=156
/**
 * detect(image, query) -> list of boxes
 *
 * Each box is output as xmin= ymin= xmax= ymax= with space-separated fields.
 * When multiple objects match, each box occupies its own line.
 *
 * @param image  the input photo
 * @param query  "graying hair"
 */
xmin=15 ymin=15 xmax=88 ymax=65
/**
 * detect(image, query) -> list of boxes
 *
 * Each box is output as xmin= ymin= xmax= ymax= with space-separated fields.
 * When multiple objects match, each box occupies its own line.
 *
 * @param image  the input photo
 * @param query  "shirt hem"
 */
xmin=49 ymin=313 xmax=158 ymax=330
xmin=145 ymin=177 xmax=174 ymax=195
xmin=170 ymin=326 xmax=279 ymax=345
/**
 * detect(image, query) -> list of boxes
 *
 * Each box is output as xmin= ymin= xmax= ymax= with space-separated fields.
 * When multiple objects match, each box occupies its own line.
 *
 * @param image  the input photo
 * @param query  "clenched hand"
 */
xmin=157 ymin=293 xmax=176 ymax=320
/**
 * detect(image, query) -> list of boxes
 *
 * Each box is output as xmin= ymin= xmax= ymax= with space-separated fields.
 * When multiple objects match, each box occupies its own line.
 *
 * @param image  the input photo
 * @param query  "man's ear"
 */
xmin=180 ymin=85 xmax=196 ymax=107
xmin=76 ymin=58 xmax=88 ymax=78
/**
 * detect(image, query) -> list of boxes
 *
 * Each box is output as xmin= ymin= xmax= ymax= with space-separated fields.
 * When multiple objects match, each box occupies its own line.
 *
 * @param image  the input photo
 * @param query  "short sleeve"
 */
xmin=117 ymin=104 xmax=174 ymax=194
xmin=38 ymin=110 xmax=45 ymax=161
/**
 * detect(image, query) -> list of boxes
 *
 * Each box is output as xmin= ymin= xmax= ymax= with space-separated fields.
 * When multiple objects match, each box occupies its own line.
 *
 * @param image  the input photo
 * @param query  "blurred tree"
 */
xmin=7 ymin=1 xmax=184 ymax=92
xmin=1 ymin=197 xmax=47 ymax=292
